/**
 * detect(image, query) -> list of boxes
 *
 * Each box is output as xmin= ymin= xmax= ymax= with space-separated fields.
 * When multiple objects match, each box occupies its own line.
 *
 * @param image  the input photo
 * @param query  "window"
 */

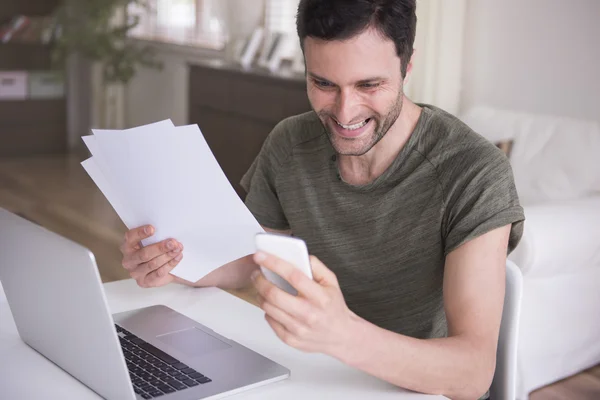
xmin=264 ymin=0 xmax=301 ymax=60
xmin=265 ymin=0 xmax=300 ymax=35
xmin=128 ymin=0 xmax=228 ymax=49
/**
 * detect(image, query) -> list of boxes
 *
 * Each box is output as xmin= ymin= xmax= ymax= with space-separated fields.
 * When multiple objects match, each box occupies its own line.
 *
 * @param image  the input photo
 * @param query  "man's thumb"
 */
xmin=309 ymin=255 xmax=338 ymax=287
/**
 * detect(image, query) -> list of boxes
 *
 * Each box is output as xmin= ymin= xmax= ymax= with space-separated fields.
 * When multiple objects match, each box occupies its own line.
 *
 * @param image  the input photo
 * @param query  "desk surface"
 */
xmin=0 ymin=279 xmax=446 ymax=399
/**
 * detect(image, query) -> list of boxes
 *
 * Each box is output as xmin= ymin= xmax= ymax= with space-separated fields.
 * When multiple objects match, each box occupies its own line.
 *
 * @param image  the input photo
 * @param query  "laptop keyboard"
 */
xmin=115 ymin=324 xmax=212 ymax=398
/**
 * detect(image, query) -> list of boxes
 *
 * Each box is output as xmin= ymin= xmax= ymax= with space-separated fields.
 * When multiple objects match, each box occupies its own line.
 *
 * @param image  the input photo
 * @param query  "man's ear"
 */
xmin=404 ymin=48 xmax=417 ymax=84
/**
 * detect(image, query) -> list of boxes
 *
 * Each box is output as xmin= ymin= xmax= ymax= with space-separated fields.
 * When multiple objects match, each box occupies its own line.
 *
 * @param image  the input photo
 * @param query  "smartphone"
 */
xmin=254 ymin=232 xmax=313 ymax=296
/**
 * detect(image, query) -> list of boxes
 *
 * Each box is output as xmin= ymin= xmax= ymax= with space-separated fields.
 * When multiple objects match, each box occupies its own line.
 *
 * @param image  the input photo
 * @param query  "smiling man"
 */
xmin=119 ymin=1 xmax=525 ymax=399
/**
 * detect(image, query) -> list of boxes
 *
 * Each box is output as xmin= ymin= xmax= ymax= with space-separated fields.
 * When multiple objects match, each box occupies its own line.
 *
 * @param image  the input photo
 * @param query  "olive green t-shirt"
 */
xmin=241 ymin=104 xmax=525 ymax=340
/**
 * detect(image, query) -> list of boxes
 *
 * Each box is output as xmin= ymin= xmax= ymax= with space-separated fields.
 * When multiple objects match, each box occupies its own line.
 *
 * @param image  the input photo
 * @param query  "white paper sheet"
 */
xmin=81 ymin=158 xmax=133 ymax=228
xmin=81 ymin=121 xmax=264 ymax=282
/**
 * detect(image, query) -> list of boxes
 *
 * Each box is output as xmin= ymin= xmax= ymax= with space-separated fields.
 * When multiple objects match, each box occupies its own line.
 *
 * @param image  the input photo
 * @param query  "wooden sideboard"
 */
xmin=0 ymin=0 xmax=67 ymax=157
xmin=188 ymin=60 xmax=311 ymax=199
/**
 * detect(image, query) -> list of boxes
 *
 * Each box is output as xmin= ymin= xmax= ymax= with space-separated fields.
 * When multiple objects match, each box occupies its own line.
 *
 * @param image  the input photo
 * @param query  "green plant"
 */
xmin=51 ymin=0 xmax=161 ymax=84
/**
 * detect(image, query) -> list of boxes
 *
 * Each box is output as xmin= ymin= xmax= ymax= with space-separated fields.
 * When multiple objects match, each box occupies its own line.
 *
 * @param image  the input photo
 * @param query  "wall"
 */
xmin=124 ymin=0 xmax=265 ymax=128
xmin=460 ymin=0 xmax=600 ymax=124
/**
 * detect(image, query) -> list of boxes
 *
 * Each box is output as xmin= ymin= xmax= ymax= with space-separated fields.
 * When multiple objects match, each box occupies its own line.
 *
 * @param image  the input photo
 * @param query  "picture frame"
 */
xmin=236 ymin=27 xmax=264 ymax=69
xmin=257 ymin=32 xmax=283 ymax=68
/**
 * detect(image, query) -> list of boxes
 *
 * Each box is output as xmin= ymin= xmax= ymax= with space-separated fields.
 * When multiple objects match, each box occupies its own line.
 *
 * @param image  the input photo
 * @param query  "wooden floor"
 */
xmin=0 ymin=153 xmax=598 ymax=400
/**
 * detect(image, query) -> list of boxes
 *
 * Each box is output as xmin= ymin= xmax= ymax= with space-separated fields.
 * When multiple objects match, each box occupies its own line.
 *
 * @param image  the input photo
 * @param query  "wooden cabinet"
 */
xmin=0 ymin=0 xmax=67 ymax=157
xmin=188 ymin=61 xmax=311 ymax=198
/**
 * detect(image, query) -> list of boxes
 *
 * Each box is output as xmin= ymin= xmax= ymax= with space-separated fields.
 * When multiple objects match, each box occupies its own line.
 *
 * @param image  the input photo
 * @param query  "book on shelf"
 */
xmin=1 ymin=15 xmax=57 ymax=44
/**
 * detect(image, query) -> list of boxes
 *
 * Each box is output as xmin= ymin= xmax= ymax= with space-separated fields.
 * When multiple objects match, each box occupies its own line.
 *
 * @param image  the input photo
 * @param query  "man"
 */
xmin=120 ymin=1 xmax=525 ymax=399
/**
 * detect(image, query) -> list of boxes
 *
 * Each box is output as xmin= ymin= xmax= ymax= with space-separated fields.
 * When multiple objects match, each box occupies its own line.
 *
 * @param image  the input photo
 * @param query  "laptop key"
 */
xmin=130 ymin=338 xmax=146 ymax=346
xmin=157 ymin=384 xmax=176 ymax=394
xmin=187 ymin=372 xmax=204 ymax=380
xmin=138 ymin=343 xmax=179 ymax=365
xmin=134 ymin=387 xmax=144 ymax=394
xmin=181 ymin=367 xmax=196 ymax=375
xmin=156 ymin=372 xmax=170 ymax=379
xmin=182 ymin=379 xmax=199 ymax=387
xmin=138 ymin=361 xmax=151 ymax=369
xmin=171 ymin=362 xmax=188 ymax=370
xmin=165 ymin=379 xmax=187 ymax=390
xmin=138 ymin=372 xmax=152 ymax=380
xmin=148 ymin=390 xmax=165 ymax=397
xmin=197 ymin=377 xmax=212 ymax=384
xmin=141 ymin=394 xmax=153 ymax=399
xmin=148 ymin=378 xmax=163 ymax=387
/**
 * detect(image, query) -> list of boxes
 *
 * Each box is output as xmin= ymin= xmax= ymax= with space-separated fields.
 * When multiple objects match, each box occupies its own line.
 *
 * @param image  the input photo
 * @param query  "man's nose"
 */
xmin=334 ymin=89 xmax=361 ymax=124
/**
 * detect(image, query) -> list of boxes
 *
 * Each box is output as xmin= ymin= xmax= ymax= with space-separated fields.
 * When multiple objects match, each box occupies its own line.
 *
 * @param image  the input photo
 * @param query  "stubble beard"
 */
xmin=317 ymin=89 xmax=404 ymax=156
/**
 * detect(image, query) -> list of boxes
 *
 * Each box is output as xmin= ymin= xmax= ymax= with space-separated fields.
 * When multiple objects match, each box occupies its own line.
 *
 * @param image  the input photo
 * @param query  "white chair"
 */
xmin=490 ymin=260 xmax=523 ymax=400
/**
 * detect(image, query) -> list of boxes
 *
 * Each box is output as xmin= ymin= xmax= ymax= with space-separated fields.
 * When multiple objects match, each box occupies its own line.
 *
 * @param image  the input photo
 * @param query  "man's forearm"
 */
xmin=335 ymin=314 xmax=495 ymax=400
xmin=174 ymin=255 xmax=258 ymax=289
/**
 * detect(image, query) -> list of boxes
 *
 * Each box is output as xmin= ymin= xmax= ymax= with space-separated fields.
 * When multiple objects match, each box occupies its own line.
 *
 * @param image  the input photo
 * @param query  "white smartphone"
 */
xmin=254 ymin=232 xmax=313 ymax=296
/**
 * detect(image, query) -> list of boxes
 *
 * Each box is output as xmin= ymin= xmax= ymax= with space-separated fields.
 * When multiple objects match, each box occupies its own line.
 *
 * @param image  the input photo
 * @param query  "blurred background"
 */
xmin=0 ymin=1 xmax=598 ymax=398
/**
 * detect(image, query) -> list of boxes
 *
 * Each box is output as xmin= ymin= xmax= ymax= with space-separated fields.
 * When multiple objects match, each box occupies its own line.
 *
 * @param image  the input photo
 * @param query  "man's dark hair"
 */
xmin=297 ymin=0 xmax=417 ymax=77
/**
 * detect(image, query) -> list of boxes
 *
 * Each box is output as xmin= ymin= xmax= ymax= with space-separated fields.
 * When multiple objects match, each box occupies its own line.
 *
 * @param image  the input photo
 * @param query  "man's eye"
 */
xmin=315 ymin=80 xmax=333 ymax=88
xmin=359 ymin=82 xmax=379 ymax=89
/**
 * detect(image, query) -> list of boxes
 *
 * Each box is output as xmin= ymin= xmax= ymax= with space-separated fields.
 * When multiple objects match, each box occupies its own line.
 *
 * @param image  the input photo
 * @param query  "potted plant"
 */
xmin=51 ymin=0 xmax=161 ymax=131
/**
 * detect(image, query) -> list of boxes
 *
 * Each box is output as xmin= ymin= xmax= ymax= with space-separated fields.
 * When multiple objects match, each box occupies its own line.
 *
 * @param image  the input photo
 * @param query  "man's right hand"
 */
xmin=120 ymin=225 xmax=184 ymax=288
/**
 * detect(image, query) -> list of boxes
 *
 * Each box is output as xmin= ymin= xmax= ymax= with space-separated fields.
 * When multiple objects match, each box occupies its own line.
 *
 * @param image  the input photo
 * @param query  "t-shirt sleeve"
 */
xmin=240 ymin=122 xmax=290 ymax=231
xmin=441 ymin=144 xmax=525 ymax=256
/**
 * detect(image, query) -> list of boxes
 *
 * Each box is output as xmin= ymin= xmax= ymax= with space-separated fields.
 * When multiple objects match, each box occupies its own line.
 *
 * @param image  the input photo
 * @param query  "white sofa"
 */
xmin=460 ymin=106 xmax=600 ymax=399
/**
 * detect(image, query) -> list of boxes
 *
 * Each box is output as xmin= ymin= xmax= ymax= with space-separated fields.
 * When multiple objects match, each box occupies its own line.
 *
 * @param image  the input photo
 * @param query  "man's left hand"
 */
xmin=251 ymin=252 xmax=356 ymax=357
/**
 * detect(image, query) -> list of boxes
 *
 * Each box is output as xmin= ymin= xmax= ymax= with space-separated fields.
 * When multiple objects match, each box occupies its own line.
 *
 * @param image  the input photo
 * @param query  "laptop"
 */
xmin=0 ymin=208 xmax=290 ymax=399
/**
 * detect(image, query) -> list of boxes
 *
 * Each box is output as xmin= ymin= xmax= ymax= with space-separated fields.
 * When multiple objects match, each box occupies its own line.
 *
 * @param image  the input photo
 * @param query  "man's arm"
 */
xmin=174 ymin=226 xmax=291 ymax=289
xmin=337 ymin=225 xmax=509 ymax=399
xmin=251 ymin=224 xmax=510 ymax=400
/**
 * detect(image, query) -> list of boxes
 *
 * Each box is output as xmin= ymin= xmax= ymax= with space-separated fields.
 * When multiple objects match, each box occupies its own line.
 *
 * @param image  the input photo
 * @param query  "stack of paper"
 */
xmin=81 ymin=120 xmax=264 ymax=283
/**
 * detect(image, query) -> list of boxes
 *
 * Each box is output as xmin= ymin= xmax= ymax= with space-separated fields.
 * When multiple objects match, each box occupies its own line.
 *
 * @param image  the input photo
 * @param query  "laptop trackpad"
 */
xmin=156 ymin=327 xmax=231 ymax=357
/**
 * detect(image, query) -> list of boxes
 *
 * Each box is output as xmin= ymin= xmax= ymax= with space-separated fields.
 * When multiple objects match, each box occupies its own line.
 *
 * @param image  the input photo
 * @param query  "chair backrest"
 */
xmin=490 ymin=260 xmax=524 ymax=400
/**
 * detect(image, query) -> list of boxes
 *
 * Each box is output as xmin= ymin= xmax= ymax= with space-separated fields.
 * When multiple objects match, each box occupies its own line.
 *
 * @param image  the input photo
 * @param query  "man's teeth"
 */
xmin=336 ymin=119 xmax=369 ymax=130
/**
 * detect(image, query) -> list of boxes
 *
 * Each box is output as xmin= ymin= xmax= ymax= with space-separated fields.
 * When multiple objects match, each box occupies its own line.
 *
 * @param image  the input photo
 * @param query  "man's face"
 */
xmin=304 ymin=27 xmax=405 ymax=156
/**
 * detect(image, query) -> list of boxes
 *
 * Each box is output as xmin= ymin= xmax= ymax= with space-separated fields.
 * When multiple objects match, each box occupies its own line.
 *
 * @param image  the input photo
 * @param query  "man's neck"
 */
xmin=338 ymin=98 xmax=422 ymax=186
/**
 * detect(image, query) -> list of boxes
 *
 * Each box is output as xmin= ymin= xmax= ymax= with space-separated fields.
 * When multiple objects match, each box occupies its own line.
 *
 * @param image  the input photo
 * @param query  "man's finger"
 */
xmin=253 ymin=252 xmax=328 ymax=303
xmin=124 ymin=225 xmax=154 ymax=249
xmin=131 ymin=250 xmax=182 ymax=280
xmin=142 ymin=254 xmax=183 ymax=287
xmin=252 ymin=270 xmax=311 ymax=320
xmin=258 ymin=294 xmax=306 ymax=337
xmin=123 ymin=239 xmax=180 ymax=269
xmin=265 ymin=314 xmax=303 ymax=349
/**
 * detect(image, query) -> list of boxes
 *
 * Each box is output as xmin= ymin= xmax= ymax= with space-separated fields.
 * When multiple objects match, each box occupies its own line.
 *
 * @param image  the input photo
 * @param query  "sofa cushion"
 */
xmin=508 ymin=196 xmax=600 ymax=277
xmin=460 ymin=106 xmax=600 ymax=205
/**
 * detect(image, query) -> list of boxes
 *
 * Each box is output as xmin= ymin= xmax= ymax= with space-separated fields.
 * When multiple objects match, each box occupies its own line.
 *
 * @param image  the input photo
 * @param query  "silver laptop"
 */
xmin=0 ymin=208 xmax=289 ymax=399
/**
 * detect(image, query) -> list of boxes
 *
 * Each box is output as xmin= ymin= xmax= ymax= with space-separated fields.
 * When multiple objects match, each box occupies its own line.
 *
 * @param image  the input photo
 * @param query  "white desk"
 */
xmin=0 ymin=279 xmax=447 ymax=399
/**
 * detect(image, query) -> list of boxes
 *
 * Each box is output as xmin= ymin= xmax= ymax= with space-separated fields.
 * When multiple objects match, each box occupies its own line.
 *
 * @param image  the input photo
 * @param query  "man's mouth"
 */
xmin=335 ymin=118 xmax=371 ymax=131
